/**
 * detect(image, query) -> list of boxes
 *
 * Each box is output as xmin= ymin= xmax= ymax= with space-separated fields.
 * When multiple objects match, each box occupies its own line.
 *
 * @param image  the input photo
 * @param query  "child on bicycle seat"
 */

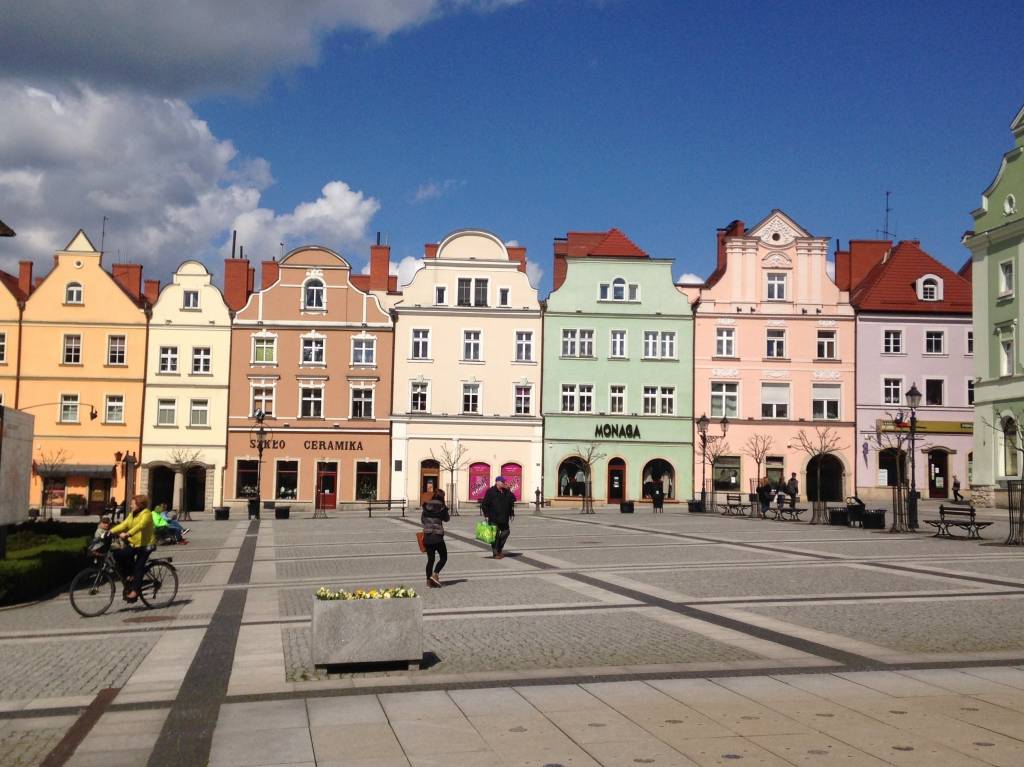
xmin=94 ymin=516 xmax=111 ymax=539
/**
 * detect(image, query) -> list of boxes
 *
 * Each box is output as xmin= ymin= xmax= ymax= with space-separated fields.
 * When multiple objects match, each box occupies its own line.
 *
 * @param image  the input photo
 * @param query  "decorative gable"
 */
xmin=748 ymin=210 xmax=810 ymax=247
xmin=64 ymin=229 xmax=97 ymax=253
xmin=762 ymin=252 xmax=793 ymax=269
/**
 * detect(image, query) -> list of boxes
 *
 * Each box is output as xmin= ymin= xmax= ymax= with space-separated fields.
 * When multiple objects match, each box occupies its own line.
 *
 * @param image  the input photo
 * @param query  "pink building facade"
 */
xmin=693 ymin=211 xmax=856 ymax=503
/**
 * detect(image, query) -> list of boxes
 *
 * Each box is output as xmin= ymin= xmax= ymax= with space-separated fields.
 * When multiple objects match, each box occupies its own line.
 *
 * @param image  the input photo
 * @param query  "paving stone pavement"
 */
xmin=3 ymin=508 xmax=1024 ymax=766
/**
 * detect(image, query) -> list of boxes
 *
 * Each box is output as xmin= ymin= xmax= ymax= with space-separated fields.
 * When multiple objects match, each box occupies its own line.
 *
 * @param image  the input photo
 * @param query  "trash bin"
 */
xmin=688 ymin=499 xmax=705 ymax=513
xmin=214 ymin=506 xmax=229 ymax=521
xmin=862 ymin=509 xmax=886 ymax=529
xmin=620 ymin=501 xmax=634 ymax=514
xmin=845 ymin=496 xmax=866 ymax=527
xmin=828 ymin=507 xmax=849 ymax=526
xmin=275 ymin=505 xmax=291 ymax=520
xmin=247 ymin=498 xmax=260 ymax=519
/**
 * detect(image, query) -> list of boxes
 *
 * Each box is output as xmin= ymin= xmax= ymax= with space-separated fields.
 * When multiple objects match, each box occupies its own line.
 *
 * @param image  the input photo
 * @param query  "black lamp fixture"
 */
xmin=904 ymin=382 xmax=921 ymax=530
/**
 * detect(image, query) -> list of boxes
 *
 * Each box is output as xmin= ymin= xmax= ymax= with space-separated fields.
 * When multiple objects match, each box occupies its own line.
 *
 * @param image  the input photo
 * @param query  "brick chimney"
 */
xmin=143 ymin=279 xmax=160 ymax=305
xmin=846 ymin=240 xmax=891 ymax=292
xmin=507 ymin=246 xmax=528 ymax=275
xmin=261 ymin=259 xmax=279 ymax=290
xmin=424 ymin=243 xmax=439 ymax=259
xmin=369 ymin=244 xmax=390 ymax=291
xmin=716 ymin=220 xmax=745 ymax=272
xmin=552 ymin=238 xmax=568 ymax=291
xmin=112 ymin=263 xmax=143 ymax=302
xmin=223 ymin=257 xmax=253 ymax=312
xmin=18 ymin=261 xmax=32 ymax=297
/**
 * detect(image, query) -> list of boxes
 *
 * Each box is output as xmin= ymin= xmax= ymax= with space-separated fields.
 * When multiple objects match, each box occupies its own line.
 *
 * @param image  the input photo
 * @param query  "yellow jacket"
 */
xmin=111 ymin=508 xmax=156 ymax=547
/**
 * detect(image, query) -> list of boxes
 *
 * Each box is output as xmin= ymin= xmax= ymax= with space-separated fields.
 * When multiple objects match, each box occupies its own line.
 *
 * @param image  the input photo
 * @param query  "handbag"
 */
xmin=475 ymin=520 xmax=497 ymax=545
xmin=416 ymin=531 xmax=427 ymax=553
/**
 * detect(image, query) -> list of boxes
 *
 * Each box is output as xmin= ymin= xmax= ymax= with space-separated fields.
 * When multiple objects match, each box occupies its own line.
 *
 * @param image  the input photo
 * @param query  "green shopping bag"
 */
xmin=475 ymin=520 xmax=497 ymax=544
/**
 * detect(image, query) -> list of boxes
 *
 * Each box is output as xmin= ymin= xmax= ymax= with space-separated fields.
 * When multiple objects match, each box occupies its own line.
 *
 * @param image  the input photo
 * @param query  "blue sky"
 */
xmin=2 ymin=1 xmax=1022 ymax=293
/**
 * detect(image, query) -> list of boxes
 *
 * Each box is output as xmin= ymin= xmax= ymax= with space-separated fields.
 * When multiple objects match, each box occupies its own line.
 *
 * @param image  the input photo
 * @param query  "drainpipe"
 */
xmin=13 ymin=300 xmax=24 ymax=408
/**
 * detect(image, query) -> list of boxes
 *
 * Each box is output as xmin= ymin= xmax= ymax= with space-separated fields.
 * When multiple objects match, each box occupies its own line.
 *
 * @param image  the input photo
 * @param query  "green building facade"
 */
xmin=542 ymin=230 xmax=694 ymax=506
xmin=966 ymin=105 xmax=1024 ymax=506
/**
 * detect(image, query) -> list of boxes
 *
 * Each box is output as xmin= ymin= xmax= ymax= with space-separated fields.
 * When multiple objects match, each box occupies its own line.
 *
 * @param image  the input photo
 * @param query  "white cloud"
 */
xmin=0 ymin=83 xmax=380 ymax=277
xmin=0 ymin=1 xmax=525 ymax=97
xmin=412 ymin=178 xmax=465 ymax=204
xmin=676 ymin=271 xmax=705 ymax=286
xmin=360 ymin=255 xmax=424 ymax=287
xmin=525 ymin=259 xmax=543 ymax=289
xmin=504 ymin=239 xmax=520 ymax=247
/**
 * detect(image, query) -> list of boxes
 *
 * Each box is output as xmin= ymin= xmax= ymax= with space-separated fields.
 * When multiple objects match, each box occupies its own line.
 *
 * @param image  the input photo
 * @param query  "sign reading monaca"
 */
xmin=594 ymin=423 xmax=642 ymax=439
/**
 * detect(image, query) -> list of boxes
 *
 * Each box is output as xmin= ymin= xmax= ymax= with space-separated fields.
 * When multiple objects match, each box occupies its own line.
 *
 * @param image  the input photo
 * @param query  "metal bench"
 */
xmin=723 ymin=493 xmax=750 ymax=516
xmin=366 ymin=499 xmax=408 ymax=518
xmin=766 ymin=505 xmax=806 ymax=521
xmin=925 ymin=503 xmax=992 ymax=539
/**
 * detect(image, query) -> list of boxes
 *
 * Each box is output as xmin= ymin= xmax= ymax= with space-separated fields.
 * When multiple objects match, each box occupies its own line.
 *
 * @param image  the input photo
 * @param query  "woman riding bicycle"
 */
xmin=109 ymin=494 xmax=156 ymax=602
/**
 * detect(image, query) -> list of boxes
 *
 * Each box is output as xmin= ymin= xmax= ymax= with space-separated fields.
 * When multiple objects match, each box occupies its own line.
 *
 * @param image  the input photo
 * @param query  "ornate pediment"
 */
xmin=749 ymin=210 xmax=810 ymax=247
xmin=762 ymin=252 xmax=793 ymax=269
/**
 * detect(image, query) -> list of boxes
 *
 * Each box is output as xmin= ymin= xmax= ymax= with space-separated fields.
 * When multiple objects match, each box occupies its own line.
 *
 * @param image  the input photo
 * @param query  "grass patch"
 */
xmin=1 ymin=521 xmax=93 ymax=605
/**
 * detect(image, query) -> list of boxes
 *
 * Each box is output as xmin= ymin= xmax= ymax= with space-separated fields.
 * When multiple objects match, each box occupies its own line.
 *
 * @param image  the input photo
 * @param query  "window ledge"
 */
xmin=460 ymin=359 xmax=486 ymax=364
xmin=348 ymin=417 xmax=376 ymax=422
xmin=103 ymin=363 xmax=128 ymax=368
xmin=153 ymin=424 xmax=177 ymax=428
xmin=511 ymin=360 xmax=537 ymax=365
xmin=711 ymin=356 xmax=738 ymax=361
xmin=762 ymin=357 xmax=790 ymax=362
xmin=156 ymin=372 xmax=181 ymax=376
xmin=102 ymin=422 xmax=127 ymax=426
xmin=180 ymin=307 xmax=201 ymax=312
xmin=560 ymin=355 xmax=596 ymax=360
xmin=814 ymin=358 xmax=841 ymax=363
xmin=251 ymin=362 xmax=278 ymax=367
xmin=187 ymin=425 xmax=212 ymax=430
xmin=923 ymin=353 xmax=948 ymax=358
xmin=408 ymin=358 xmax=433 ymax=363
xmin=190 ymin=372 xmax=214 ymax=377
xmin=60 ymin=363 xmax=83 ymax=367
xmin=641 ymin=357 xmax=678 ymax=362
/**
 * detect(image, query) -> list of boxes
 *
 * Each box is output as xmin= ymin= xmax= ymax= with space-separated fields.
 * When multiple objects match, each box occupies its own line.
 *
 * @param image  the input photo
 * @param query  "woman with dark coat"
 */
xmin=421 ymin=489 xmax=450 ymax=588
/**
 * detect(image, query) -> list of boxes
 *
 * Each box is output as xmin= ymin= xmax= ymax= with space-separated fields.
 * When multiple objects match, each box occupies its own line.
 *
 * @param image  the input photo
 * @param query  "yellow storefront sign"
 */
xmin=875 ymin=419 xmax=973 ymax=434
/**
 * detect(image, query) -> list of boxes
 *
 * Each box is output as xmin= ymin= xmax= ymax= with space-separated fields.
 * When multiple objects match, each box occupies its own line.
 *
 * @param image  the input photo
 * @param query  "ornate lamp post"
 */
xmin=249 ymin=410 xmax=269 ymax=519
xmin=696 ymin=414 xmax=729 ymax=512
xmin=905 ymin=383 xmax=921 ymax=530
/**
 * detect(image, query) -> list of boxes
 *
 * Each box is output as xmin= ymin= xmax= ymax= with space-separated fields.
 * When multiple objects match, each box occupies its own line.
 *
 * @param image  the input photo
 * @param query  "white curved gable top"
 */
xmin=436 ymin=230 xmax=508 ymax=262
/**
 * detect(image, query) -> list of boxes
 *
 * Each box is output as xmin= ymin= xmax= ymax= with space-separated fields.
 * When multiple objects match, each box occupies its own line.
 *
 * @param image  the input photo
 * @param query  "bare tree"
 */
xmin=35 ymin=447 xmax=70 ymax=520
xmin=430 ymin=442 xmax=469 ymax=515
xmin=169 ymin=448 xmax=203 ymax=521
xmin=570 ymin=443 xmax=607 ymax=514
xmin=863 ymin=416 xmax=913 ymax=532
xmin=742 ymin=434 xmax=774 ymax=489
xmin=793 ymin=427 xmax=846 ymax=524
xmin=704 ymin=438 xmax=732 ymax=512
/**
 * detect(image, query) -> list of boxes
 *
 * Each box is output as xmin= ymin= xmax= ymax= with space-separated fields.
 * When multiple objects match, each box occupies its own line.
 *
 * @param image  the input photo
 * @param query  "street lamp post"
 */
xmin=905 ymin=383 xmax=921 ymax=530
xmin=696 ymin=414 xmax=729 ymax=512
xmin=250 ymin=410 xmax=268 ymax=520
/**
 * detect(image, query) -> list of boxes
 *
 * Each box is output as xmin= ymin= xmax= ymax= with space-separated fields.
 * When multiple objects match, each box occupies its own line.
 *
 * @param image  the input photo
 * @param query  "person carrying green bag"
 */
xmin=481 ymin=475 xmax=515 ymax=559
xmin=475 ymin=519 xmax=497 ymax=545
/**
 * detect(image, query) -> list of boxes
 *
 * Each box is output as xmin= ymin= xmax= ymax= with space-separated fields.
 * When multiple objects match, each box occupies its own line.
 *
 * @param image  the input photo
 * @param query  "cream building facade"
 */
xmin=140 ymin=261 xmax=232 ymax=512
xmin=390 ymin=230 xmax=543 ymax=507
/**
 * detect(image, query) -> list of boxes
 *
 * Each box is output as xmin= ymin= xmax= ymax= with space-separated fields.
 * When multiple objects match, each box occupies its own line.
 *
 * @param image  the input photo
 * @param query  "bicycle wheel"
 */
xmin=69 ymin=567 xmax=116 ymax=617
xmin=139 ymin=561 xmax=178 ymax=609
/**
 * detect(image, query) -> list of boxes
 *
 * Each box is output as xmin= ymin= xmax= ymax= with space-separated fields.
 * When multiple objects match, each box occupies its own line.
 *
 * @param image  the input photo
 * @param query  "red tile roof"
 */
xmin=850 ymin=240 xmax=971 ymax=314
xmin=958 ymin=258 xmax=972 ymax=281
xmin=588 ymin=228 xmax=647 ymax=257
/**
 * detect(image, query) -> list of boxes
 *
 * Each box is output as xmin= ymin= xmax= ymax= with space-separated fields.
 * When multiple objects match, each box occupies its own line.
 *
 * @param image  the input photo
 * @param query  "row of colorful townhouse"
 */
xmin=0 ymin=206 xmax=977 ymax=515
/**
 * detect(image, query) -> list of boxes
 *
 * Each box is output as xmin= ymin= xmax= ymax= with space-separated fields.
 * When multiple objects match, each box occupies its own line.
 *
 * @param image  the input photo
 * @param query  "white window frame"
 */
xmin=766 ymin=273 xmax=787 ymax=301
xmin=156 ymin=398 xmax=176 ymax=426
xmin=609 ymin=330 xmax=627 ymax=359
xmin=462 ymin=382 xmax=481 ymax=414
xmin=106 ymin=335 xmax=126 ymax=366
xmin=578 ymin=384 xmax=594 ymax=413
xmin=660 ymin=386 xmax=675 ymax=415
xmin=966 ymin=330 xmax=974 ymax=356
xmin=561 ymin=384 xmax=577 ymax=413
xmin=659 ymin=332 xmax=676 ymax=359
xmin=350 ymin=386 xmax=375 ymax=419
xmin=498 ymin=287 xmax=510 ymax=307
xmin=410 ymin=328 xmax=430 ymax=360
xmin=62 ymin=334 xmax=82 ymax=365
xmin=299 ymin=385 xmax=324 ymax=419
xmin=59 ymin=393 xmax=80 ymax=424
xmin=65 ymin=282 xmax=83 ymax=305
xmin=351 ymin=335 xmax=376 ymax=367
xmin=598 ymin=277 xmax=640 ymax=303
xmin=434 ymin=285 xmax=447 ymax=306
xmin=766 ymin=329 xmax=786 ymax=359
xmin=716 ymin=327 xmax=735 ymax=357
xmin=189 ymin=398 xmax=209 ymax=427
xmin=760 ymin=383 xmax=790 ymax=419
xmin=710 ymin=381 xmax=739 ymax=418
xmin=251 ymin=383 xmax=276 ymax=417
xmin=410 ymin=381 xmax=429 ymax=413
xmin=882 ymin=328 xmax=904 ymax=355
xmin=924 ymin=330 xmax=945 ymax=355
xmin=462 ymin=329 xmax=482 ymax=362
xmin=967 ymin=378 xmax=975 ymax=405
xmin=514 ymin=384 xmax=532 ymax=415
xmin=1002 ymin=337 xmax=1015 ymax=376
xmin=643 ymin=331 xmax=659 ymax=359
xmin=816 ymin=329 xmax=837 ymax=360
xmin=609 ymin=384 xmax=626 ymax=414
xmin=924 ymin=377 xmax=945 ymax=407
xmin=514 ymin=330 xmax=534 ymax=362
xmin=182 ymin=289 xmax=200 ymax=309
xmin=301 ymin=335 xmax=326 ymax=366
xmin=104 ymin=394 xmax=125 ymax=424
xmin=642 ymin=386 xmax=658 ymax=415
xmin=578 ymin=329 xmax=595 ymax=358
xmin=999 ymin=259 xmax=1015 ymax=298
xmin=252 ymin=334 xmax=277 ymax=365
xmin=0 ymin=331 xmax=6 ymax=363
xmin=811 ymin=384 xmax=841 ymax=421
xmin=192 ymin=347 xmax=211 ymax=375
xmin=159 ymin=346 xmax=179 ymax=374
xmin=882 ymin=376 xmax=903 ymax=406
xmin=302 ymin=278 xmax=326 ymax=311
xmin=916 ymin=274 xmax=943 ymax=302
xmin=561 ymin=329 xmax=578 ymax=358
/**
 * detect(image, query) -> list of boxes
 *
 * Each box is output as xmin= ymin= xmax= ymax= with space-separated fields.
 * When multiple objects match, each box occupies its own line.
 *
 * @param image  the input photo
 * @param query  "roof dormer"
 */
xmin=916 ymin=274 xmax=943 ymax=302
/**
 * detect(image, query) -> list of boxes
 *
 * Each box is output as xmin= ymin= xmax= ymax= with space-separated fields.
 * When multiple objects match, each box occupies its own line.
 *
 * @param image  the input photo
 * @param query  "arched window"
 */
xmin=65 ymin=282 xmax=83 ymax=304
xmin=612 ymin=277 xmax=626 ymax=301
xmin=558 ymin=457 xmax=587 ymax=497
xmin=916 ymin=274 xmax=943 ymax=302
xmin=500 ymin=463 xmax=523 ymax=500
xmin=642 ymin=459 xmax=675 ymax=499
xmin=1003 ymin=417 xmax=1019 ymax=477
xmin=469 ymin=462 xmax=490 ymax=501
xmin=303 ymin=279 xmax=325 ymax=310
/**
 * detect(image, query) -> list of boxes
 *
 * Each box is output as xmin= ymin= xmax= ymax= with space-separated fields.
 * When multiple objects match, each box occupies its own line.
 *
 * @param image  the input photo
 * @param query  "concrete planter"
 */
xmin=311 ymin=596 xmax=423 ymax=669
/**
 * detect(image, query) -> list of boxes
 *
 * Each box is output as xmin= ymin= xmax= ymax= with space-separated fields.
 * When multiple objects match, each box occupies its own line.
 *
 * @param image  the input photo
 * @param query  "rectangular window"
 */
xmin=760 ymin=383 xmax=789 ymax=419
xmin=643 ymin=331 xmax=658 ymax=358
xmin=498 ymin=287 xmax=510 ymax=307
xmin=610 ymin=330 xmax=626 ymax=358
xmin=351 ymin=388 xmax=374 ymax=418
xmin=0 ymin=332 xmax=5 ymax=363
xmin=252 ymin=386 xmax=274 ymax=417
xmin=561 ymin=384 xmax=576 ymax=413
xmin=713 ymin=456 xmax=741 ymax=491
xmin=883 ymin=329 xmax=903 ymax=354
xmin=192 ymin=347 xmax=211 ymax=374
xmin=561 ymin=329 xmax=577 ymax=357
xmin=710 ymin=382 xmax=738 ymax=417
xmin=253 ymin=337 xmax=276 ymax=364
xmin=182 ymin=290 xmax=199 ymax=309
xmin=967 ymin=331 xmax=974 ymax=355
xmin=190 ymin=399 xmax=209 ymax=427
xmin=275 ymin=460 xmax=298 ymax=500
xmin=60 ymin=394 xmax=79 ymax=423
xmin=766 ymin=329 xmax=786 ymax=358
xmin=660 ymin=332 xmax=676 ymax=358
xmin=968 ymin=379 xmax=975 ymax=405
xmin=411 ymin=329 xmax=430 ymax=360
xmin=643 ymin=386 xmax=658 ymax=414
xmin=925 ymin=330 xmax=945 ymax=354
xmin=300 ymin=387 xmax=323 ymax=418
xmin=628 ymin=283 xmax=639 ymax=301
xmin=474 ymin=278 xmax=489 ymax=307
xmin=578 ymin=384 xmax=594 ymax=413
xmin=925 ymin=379 xmax=944 ymax=406
xmin=1002 ymin=339 xmax=1015 ymax=376
xmin=514 ymin=385 xmax=532 ymax=415
xmin=515 ymin=331 xmax=533 ymax=362
xmin=301 ymin=337 xmax=325 ymax=365
xmin=236 ymin=460 xmax=259 ymax=498
xmin=105 ymin=394 xmax=124 ymax=424
xmin=463 ymin=330 xmax=481 ymax=361
xmin=107 ymin=335 xmax=126 ymax=366
xmin=579 ymin=329 xmax=594 ymax=357
xmin=352 ymin=338 xmax=375 ymax=365
xmin=609 ymin=385 xmax=625 ymax=414
xmin=766 ymin=273 xmax=787 ymax=300
xmin=159 ymin=346 xmax=178 ymax=373
xmin=883 ymin=377 xmax=902 ymax=406
xmin=816 ymin=329 xmax=836 ymax=359
xmin=63 ymin=334 xmax=81 ymax=365
xmin=435 ymin=285 xmax=447 ymax=305
xmin=660 ymin=386 xmax=675 ymax=415
xmin=462 ymin=383 xmax=480 ymax=413
xmin=156 ymin=399 xmax=176 ymax=426
xmin=812 ymin=384 xmax=840 ymax=420
xmin=457 ymin=278 xmax=472 ymax=307
xmin=716 ymin=327 xmax=735 ymax=357
xmin=411 ymin=382 xmax=428 ymax=412
xmin=1000 ymin=260 xmax=1014 ymax=296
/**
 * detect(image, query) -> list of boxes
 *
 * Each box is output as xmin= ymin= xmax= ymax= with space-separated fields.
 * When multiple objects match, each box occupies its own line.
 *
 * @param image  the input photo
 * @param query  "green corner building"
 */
xmin=967 ymin=104 xmax=1024 ymax=506
xmin=542 ymin=229 xmax=694 ymax=507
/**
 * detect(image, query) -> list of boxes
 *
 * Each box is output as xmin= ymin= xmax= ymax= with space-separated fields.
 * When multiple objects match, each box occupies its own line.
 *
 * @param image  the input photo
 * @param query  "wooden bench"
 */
xmin=925 ymin=503 xmax=992 ymax=539
xmin=367 ymin=499 xmax=408 ymax=518
xmin=767 ymin=505 xmax=806 ymax=522
xmin=723 ymin=493 xmax=750 ymax=516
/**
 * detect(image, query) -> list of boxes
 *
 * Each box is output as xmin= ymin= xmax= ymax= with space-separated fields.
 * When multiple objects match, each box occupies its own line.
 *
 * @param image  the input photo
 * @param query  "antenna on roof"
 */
xmin=100 ymin=215 xmax=109 ymax=253
xmin=877 ymin=190 xmax=894 ymax=240
xmin=280 ymin=242 xmax=285 ymax=258
xmin=231 ymin=230 xmax=237 ymax=259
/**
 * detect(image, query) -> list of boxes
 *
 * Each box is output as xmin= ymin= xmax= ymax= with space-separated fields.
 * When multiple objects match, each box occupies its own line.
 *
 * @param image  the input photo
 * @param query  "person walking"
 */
xmin=481 ymin=476 xmax=515 ymax=559
xmin=756 ymin=477 xmax=773 ymax=518
xmin=786 ymin=472 xmax=799 ymax=509
xmin=651 ymin=482 xmax=665 ymax=513
xmin=109 ymin=494 xmax=156 ymax=602
xmin=421 ymin=489 xmax=450 ymax=587
xmin=952 ymin=475 xmax=963 ymax=502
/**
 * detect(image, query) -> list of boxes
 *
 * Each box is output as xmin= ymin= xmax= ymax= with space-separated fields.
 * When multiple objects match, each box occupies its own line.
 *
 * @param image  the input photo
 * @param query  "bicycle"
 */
xmin=69 ymin=535 xmax=179 ymax=618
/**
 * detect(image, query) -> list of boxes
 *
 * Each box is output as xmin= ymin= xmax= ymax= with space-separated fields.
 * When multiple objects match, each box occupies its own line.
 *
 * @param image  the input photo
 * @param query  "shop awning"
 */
xmin=36 ymin=464 xmax=115 ymax=479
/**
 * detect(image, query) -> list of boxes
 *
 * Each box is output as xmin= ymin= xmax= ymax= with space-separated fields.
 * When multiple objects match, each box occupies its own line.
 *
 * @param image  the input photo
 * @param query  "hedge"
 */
xmin=0 ymin=521 xmax=93 ymax=606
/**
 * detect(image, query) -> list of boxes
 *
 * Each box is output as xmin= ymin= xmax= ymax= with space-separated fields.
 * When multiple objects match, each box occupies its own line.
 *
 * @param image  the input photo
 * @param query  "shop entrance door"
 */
xmin=420 ymin=460 xmax=440 ymax=505
xmin=607 ymin=458 xmax=625 ymax=502
xmin=316 ymin=462 xmax=338 ymax=510
xmin=88 ymin=478 xmax=111 ymax=515
xmin=928 ymin=451 xmax=949 ymax=499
